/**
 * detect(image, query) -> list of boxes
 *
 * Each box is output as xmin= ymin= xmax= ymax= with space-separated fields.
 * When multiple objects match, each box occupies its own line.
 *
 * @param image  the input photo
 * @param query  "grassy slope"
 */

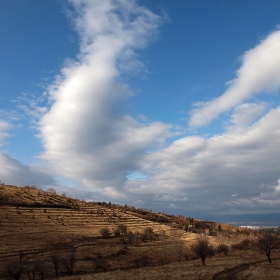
xmin=0 ymin=184 xmax=279 ymax=280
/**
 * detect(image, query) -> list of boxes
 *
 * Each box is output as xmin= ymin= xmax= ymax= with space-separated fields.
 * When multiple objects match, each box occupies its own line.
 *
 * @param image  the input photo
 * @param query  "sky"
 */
xmin=1 ymin=0 xmax=280 ymax=218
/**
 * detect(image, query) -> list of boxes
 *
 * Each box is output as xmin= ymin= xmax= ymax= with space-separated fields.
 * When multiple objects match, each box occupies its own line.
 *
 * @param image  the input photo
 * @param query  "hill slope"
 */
xmin=0 ymin=184 xmax=278 ymax=280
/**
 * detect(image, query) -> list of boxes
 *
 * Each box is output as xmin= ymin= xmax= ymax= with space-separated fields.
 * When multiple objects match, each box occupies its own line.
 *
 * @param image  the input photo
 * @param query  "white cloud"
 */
xmin=38 ymin=0 xmax=171 ymax=189
xmin=229 ymin=102 xmax=267 ymax=129
xmin=0 ymin=119 xmax=12 ymax=146
xmin=126 ymin=107 xmax=280 ymax=215
xmin=154 ymin=193 xmax=188 ymax=202
xmin=189 ymin=29 xmax=280 ymax=128
xmin=258 ymin=179 xmax=280 ymax=200
xmin=6 ymin=0 xmax=278 ymax=216
xmin=0 ymin=151 xmax=56 ymax=187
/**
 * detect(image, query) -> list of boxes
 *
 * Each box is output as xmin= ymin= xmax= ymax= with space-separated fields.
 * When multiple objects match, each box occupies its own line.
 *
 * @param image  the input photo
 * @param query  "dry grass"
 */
xmin=0 ymin=184 xmax=279 ymax=280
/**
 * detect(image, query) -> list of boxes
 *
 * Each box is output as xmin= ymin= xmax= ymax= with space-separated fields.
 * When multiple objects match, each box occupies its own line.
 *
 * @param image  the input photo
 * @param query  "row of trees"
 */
xmin=192 ymin=232 xmax=280 ymax=265
xmin=100 ymin=225 xmax=159 ymax=243
xmin=4 ymin=249 xmax=77 ymax=280
xmin=3 ymin=231 xmax=280 ymax=279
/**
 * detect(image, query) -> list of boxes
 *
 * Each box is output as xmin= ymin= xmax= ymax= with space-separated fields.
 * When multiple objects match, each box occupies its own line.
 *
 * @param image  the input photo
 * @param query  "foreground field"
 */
xmin=64 ymin=254 xmax=280 ymax=280
xmin=0 ymin=185 xmax=279 ymax=280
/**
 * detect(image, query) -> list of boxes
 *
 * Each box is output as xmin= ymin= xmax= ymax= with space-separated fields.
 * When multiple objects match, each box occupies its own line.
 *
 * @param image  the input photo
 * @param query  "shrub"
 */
xmin=231 ymin=239 xmax=251 ymax=251
xmin=216 ymin=244 xmax=229 ymax=255
xmin=92 ymin=258 xmax=110 ymax=272
xmin=117 ymin=224 xmax=127 ymax=236
xmin=100 ymin=228 xmax=111 ymax=239
xmin=141 ymin=227 xmax=155 ymax=242
xmin=131 ymin=256 xmax=149 ymax=268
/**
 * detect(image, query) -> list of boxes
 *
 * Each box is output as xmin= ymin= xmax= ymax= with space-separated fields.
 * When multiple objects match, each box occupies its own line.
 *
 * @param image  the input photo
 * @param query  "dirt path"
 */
xmin=212 ymin=259 xmax=269 ymax=279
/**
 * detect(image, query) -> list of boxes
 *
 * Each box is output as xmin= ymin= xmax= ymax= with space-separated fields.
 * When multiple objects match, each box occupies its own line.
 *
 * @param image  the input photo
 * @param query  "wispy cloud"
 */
xmin=0 ymin=119 xmax=12 ymax=146
xmin=189 ymin=29 xmax=280 ymax=128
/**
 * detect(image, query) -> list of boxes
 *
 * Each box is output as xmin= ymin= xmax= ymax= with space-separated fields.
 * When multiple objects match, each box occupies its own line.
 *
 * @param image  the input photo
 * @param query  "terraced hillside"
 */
xmin=1 ymin=184 xmax=279 ymax=280
xmin=0 ymin=185 xmax=201 ymax=277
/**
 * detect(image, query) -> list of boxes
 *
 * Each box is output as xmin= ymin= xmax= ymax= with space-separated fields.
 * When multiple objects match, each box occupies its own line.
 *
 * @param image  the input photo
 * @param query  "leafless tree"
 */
xmin=35 ymin=261 xmax=49 ymax=280
xmin=47 ymin=188 xmax=56 ymax=194
xmin=160 ymin=230 xmax=169 ymax=264
xmin=117 ymin=224 xmax=127 ymax=236
xmin=92 ymin=258 xmax=110 ymax=272
xmin=131 ymin=256 xmax=149 ymax=268
xmin=114 ymin=227 xmax=121 ymax=237
xmin=100 ymin=228 xmax=111 ymax=239
xmin=256 ymin=232 xmax=280 ymax=263
xmin=141 ymin=227 xmax=154 ymax=242
xmin=5 ymin=261 xmax=26 ymax=280
xmin=49 ymin=251 xmax=61 ymax=278
xmin=24 ymin=261 xmax=38 ymax=280
xmin=127 ymin=231 xmax=134 ymax=244
xmin=61 ymin=249 xmax=77 ymax=276
xmin=191 ymin=236 xmax=215 ymax=265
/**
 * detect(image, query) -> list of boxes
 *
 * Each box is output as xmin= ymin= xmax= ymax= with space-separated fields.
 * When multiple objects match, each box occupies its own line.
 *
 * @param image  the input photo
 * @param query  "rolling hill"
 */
xmin=0 ymin=184 xmax=279 ymax=280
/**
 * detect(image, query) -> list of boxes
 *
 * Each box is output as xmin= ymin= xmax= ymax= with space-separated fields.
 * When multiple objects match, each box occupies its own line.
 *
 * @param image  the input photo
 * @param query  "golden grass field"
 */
xmin=0 ymin=184 xmax=279 ymax=279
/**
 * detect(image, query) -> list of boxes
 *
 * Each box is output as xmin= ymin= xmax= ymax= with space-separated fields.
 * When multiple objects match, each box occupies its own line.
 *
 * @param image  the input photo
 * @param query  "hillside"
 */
xmin=0 ymin=184 xmax=279 ymax=279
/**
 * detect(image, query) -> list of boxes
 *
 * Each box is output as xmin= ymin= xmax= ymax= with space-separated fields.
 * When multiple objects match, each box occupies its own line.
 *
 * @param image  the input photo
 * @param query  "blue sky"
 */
xmin=1 ymin=0 xmax=280 ymax=217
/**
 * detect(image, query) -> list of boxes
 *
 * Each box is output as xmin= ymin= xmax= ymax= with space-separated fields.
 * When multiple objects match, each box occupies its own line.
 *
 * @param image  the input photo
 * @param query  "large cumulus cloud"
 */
xmin=38 ymin=0 xmax=172 ymax=189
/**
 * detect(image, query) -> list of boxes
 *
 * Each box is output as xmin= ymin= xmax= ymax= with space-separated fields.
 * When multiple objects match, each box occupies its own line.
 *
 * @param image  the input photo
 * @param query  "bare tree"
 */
xmin=127 ymin=231 xmax=134 ymax=244
xmin=100 ymin=228 xmax=111 ymax=239
xmin=117 ymin=224 xmax=127 ymax=236
xmin=36 ymin=261 xmax=49 ymax=280
xmin=24 ymin=262 xmax=39 ymax=280
xmin=47 ymin=188 xmax=56 ymax=194
xmin=61 ymin=249 xmax=77 ymax=276
xmin=92 ymin=258 xmax=110 ymax=272
xmin=160 ymin=230 xmax=168 ymax=264
xmin=256 ymin=232 xmax=280 ymax=263
xmin=191 ymin=236 xmax=215 ymax=265
xmin=5 ymin=261 xmax=26 ymax=280
xmin=131 ymin=256 xmax=149 ymax=268
xmin=141 ymin=227 xmax=154 ymax=242
xmin=49 ymin=251 xmax=61 ymax=278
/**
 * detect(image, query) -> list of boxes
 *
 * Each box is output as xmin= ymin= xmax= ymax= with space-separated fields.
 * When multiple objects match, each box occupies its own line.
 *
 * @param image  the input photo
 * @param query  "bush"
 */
xmin=131 ymin=256 xmax=149 ymax=268
xmin=231 ymin=239 xmax=251 ymax=251
xmin=141 ymin=227 xmax=155 ymax=242
xmin=117 ymin=224 xmax=127 ymax=235
xmin=100 ymin=228 xmax=111 ymax=239
xmin=216 ymin=244 xmax=229 ymax=255
xmin=92 ymin=258 xmax=110 ymax=272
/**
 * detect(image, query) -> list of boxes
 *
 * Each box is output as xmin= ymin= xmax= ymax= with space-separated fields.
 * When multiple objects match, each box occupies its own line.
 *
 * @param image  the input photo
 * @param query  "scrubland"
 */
xmin=0 ymin=184 xmax=279 ymax=279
